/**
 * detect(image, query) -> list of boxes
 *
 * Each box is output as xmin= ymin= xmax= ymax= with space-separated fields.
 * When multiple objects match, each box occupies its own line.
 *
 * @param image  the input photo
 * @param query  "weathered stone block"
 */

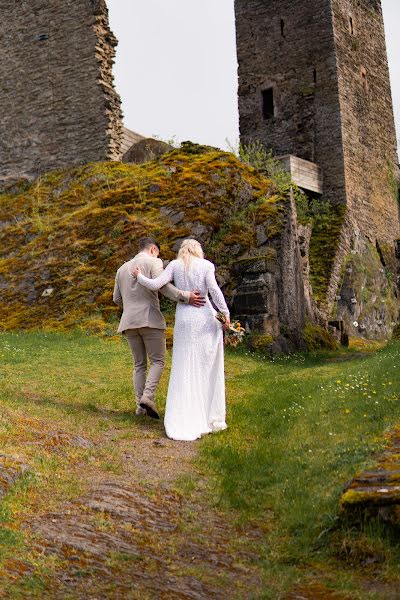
xmin=235 ymin=0 xmax=400 ymax=334
xmin=0 ymin=0 xmax=123 ymax=182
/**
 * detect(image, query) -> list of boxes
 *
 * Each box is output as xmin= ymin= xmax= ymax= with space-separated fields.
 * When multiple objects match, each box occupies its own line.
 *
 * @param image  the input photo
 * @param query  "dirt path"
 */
xmin=7 ymin=419 xmax=263 ymax=599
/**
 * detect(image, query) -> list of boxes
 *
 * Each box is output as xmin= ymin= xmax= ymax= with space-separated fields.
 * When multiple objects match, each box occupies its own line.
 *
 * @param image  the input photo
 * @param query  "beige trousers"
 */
xmin=125 ymin=328 xmax=166 ymax=407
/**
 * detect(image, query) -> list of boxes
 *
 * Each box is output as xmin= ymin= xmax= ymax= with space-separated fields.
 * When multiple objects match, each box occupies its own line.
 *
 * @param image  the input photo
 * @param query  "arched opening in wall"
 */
xmin=107 ymin=0 xmax=239 ymax=150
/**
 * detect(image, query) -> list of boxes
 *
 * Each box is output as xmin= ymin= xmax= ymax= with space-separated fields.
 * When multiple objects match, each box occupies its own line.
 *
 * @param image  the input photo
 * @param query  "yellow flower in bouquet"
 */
xmin=215 ymin=312 xmax=246 ymax=347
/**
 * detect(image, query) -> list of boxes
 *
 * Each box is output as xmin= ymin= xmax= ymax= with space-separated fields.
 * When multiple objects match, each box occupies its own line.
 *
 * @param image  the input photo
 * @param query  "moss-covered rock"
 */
xmin=0 ymin=144 xmax=288 ymax=334
xmin=307 ymin=201 xmax=346 ymax=304
xmin=340 ymin=427 xmax=400 ymax=527
xmin=334 ymin=238 xmax=399 ymax=340
xmin=303 ymin=323 xmax=338 ymax=351
xmin=247 ymin=333 xmax=274 ymax=353
xmin=392 ymin=324 xmax=400 ymax=341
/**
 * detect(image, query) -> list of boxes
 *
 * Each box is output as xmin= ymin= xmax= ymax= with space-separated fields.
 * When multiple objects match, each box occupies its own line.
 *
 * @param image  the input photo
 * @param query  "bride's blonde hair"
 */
xmin=177 ymin=238 xmax=204 ymax=269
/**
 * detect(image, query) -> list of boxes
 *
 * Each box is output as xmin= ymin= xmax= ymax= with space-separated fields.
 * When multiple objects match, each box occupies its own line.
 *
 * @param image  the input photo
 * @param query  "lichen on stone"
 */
xmin=0 ymin=144 xmax=289 ymax=335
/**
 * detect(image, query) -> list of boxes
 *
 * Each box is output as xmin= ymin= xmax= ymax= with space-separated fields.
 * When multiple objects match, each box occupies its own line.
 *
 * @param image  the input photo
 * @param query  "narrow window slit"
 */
xmin=280 ymin=19 xmax=285 ymax=37
xmin=262 ymin=88 xmax=275 ymax=119
xmin=360 ymin=66 xmax=368 ymax=92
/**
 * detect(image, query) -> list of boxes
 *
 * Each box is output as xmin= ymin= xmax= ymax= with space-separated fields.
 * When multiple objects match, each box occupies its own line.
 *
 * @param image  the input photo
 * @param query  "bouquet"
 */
xmin=215 ymin=312 xmax=246 ymax=347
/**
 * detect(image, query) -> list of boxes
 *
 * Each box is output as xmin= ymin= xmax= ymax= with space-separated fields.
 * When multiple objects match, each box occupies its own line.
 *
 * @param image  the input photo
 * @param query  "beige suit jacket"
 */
xmin=113 ymin=252 xmax=190 ymax=333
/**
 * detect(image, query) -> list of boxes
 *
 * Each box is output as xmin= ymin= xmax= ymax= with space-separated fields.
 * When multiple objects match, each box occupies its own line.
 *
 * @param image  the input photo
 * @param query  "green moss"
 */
xmin=295 ymin=195 xmax=347 ymax=306
xmin=393 ymin=324 xmax=400 ymax=340
xmin=248 ymin=334 xmax=274 ymax=352
xmin=303 ymin=323 xmax=338 ymax=352
xmin=387 ymin=160 xmax=400 ymax=202
xmin=299 ymin=86 xmax=315 ymax=96
xmin=0 ymin=143 xmax=289 ymax=334
xmin=308 ymin=201 xmax=346 ymax=303
xmin=235 ymin=248 xmax=277 ymax=266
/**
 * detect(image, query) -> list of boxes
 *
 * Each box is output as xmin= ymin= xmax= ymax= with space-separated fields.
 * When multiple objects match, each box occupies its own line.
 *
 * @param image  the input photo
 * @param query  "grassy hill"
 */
xmin=0 ymin=142 xmax=287 ymax=334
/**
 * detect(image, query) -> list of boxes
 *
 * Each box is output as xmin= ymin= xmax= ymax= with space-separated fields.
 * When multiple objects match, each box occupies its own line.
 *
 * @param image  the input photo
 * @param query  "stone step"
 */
xmin=340 ymin=429 xmax=400 ymax=524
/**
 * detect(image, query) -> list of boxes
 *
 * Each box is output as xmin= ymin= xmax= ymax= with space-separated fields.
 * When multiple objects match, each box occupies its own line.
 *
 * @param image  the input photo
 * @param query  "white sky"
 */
xmin=107 ymin=0 xmax=400 ymax=152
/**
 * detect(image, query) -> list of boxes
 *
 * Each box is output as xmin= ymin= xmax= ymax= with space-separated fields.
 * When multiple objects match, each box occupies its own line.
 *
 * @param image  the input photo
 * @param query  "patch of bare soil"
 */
xmin=23 ymin=422 xmax=263 ymax=599
xmin=285 ymin=585 xmax=353 ymax=600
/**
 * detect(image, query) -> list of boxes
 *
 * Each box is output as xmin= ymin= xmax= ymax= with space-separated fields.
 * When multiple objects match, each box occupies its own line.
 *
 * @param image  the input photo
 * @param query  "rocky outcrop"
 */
xmin=0 ymin=143 xmax=314 ymax=349
xmin=122 ymin=138 xmax=173 ymax=164
xmin=334 ymin=233 xmax=399 ymax=339
xmin=341 ymin=427 xmax=400 ymax=526
xmin=30 ymin=480 xmax=262 ymax=597
xmin=232 ymin=191 xmax=308 ymax=351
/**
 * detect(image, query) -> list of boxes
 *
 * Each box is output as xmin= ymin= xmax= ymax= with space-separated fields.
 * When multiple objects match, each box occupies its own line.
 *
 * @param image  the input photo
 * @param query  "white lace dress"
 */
xmin=137 ymin=257 xmax=230 ymax=441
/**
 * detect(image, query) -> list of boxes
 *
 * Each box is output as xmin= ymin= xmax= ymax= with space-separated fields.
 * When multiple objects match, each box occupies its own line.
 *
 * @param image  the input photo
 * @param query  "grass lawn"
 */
xmin=1 ymin=331 xmax=400 ymax=598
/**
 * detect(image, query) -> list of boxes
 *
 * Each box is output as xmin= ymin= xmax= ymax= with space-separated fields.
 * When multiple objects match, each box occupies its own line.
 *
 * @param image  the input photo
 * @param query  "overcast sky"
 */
xmin=107 ymin=0 xmax=400 ymax=151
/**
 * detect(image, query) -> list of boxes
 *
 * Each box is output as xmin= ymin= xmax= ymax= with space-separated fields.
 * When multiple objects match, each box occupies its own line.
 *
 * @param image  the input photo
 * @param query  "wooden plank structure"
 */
xmin=277 ymin=155 xmax=323 ymax=194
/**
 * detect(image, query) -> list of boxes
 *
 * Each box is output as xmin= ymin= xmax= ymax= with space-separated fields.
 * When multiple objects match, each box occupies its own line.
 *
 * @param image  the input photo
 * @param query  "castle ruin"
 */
xmin=235 ymin=0 xmax=400 ymax=338
xmin=0 ymin=0 xmax=399 ymax=341
xmin=0 ymin=0 xmax=123 ymax=184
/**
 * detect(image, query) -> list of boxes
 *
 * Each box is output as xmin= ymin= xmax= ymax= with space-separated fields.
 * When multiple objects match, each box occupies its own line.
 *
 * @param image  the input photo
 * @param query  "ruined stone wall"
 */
xmin=332 ymin=0 xmax=400 ymax=245
xmin=235 ymin=0 xmax=348 ymax=206
xmin=235 ymin=0 xmax=400 ymax=330
xmin=232 ymin=193 xmax=307 ymax=352
xmin=0 ymin=0 xmax=122 ymax=183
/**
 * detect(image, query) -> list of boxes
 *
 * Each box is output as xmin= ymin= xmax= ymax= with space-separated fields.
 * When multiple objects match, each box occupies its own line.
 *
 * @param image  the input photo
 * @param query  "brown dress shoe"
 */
xmin=139 ymin=398 xmax=160 ymax=420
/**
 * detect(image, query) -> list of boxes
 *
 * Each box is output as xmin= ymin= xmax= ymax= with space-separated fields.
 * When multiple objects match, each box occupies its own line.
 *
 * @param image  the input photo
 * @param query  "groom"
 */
xmin=113 ymin=237 xmax=205 ymax=419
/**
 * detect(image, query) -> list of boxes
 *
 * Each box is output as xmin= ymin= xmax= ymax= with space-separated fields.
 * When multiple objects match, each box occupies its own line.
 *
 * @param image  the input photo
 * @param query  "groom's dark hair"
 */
xmin=139 ymin=237 xmax=160 ymax=252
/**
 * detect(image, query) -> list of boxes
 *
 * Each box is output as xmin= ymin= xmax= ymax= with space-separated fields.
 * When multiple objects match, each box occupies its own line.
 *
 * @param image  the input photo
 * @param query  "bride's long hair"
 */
xmin=177 ymin=238 xmax=204 ymax=270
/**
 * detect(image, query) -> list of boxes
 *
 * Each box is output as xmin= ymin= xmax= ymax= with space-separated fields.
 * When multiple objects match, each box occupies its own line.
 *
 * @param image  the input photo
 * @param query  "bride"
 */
xmin=132 ymin=239 xmax=230 ymax=441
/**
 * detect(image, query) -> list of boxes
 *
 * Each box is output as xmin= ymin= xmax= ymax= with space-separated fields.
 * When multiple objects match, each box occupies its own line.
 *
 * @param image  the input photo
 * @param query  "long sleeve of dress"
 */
xmin=206 ymin=263 xmax=230 ymax=318
xmin=151 ymin=259 xmax=190 ymax=304
xmin=137 ymin=260 xmax=175 ymax=291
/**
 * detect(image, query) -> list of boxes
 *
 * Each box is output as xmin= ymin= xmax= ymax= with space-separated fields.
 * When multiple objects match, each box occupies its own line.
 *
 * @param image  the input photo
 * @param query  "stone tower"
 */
xmin=0 ymin=0 xmax=123 ymax=183
xmin=235 ymin=0 xmax=400 ymax=333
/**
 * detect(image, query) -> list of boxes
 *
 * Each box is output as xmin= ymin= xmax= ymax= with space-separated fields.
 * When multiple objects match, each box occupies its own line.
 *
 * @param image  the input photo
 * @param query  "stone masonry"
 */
xmin=235 ymin=0 xmax=400 ymax=328
xmin=0 ymin=0 xmax=123 ymax=183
